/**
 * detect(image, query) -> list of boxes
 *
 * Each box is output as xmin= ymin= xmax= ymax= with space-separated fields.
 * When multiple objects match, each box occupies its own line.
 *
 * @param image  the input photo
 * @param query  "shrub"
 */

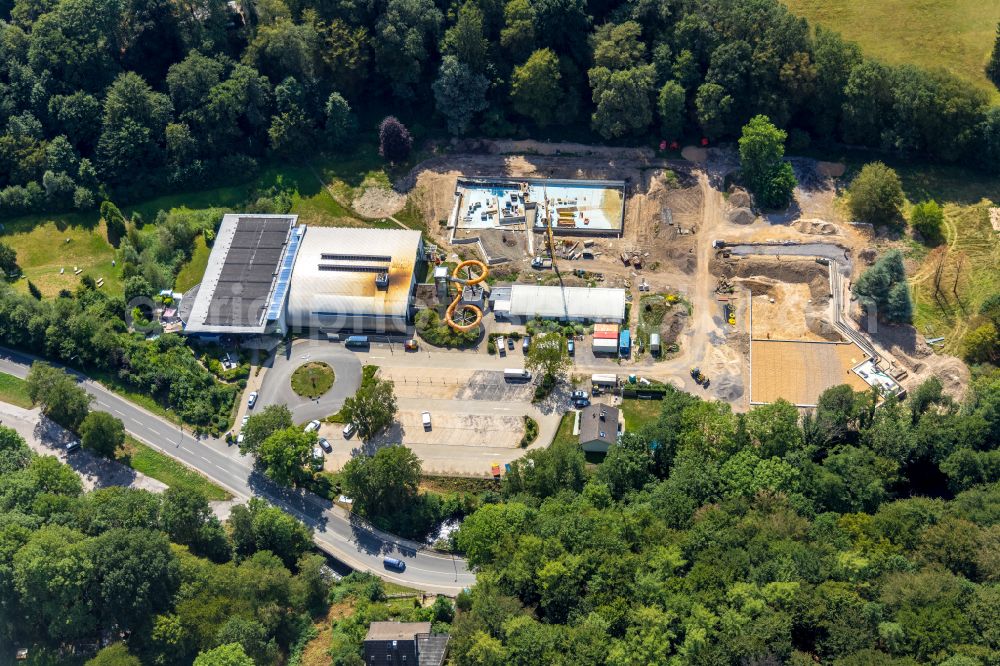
xmin=520 ymin=416 xmax=539 ymax=447
xmin=848 ymin=162 xmax=904 ymax=225
xmin=910 ymin=200 xmax=945 ymax=245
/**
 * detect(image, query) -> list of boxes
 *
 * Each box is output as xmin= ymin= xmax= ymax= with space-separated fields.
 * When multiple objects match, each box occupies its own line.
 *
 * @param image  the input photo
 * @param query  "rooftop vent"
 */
xmin=375 ymin=272 xmax=389 ymax=290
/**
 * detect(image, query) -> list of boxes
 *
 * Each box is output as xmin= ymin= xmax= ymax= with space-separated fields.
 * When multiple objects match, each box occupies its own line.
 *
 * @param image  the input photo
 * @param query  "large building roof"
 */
xmin=183 ymin=214 xmax=300 ymax=335
xmin=505 ymin=285 xmax=625 ymax=321
xmin=285 ymin=227 xmax=422 ymax=325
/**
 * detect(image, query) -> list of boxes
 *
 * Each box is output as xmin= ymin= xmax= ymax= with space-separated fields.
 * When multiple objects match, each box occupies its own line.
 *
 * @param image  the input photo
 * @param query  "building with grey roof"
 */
xmin=363 ymin=622 xmax=449 ymax=666
xmin=181 ymin=214 xmax=301 ymax=337
xmin=491 ymin=284 xmax=625 ymax=323
xmin=577 ymin=403 xmax=622 ymax=453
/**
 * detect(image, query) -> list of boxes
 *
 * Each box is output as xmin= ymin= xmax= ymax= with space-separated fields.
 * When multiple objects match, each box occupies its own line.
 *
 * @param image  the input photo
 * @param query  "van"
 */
xmin=421 ymin=411 xmax=432 ymax=430
xmin=344 ymin=335 xmax=369 ymax=348
xmin=503 ymin=368 xmax=531 ymax=381
xmin=65 ymin=440 xmax=81 ymax=454
xmin=383 ymin=557 xmax=406 ymax=571
xmin=342 ymin=422 xmax=356 ymax=439
xmin=522 ymin=336 xmax=531 ymax=352
xmin=497 ymin=337 xmax=506 ymax=356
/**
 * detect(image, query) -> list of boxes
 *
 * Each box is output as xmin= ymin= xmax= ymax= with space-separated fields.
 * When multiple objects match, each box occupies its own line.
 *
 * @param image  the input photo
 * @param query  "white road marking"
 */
xmin=369 ymin=355 xmax=385 ymax=359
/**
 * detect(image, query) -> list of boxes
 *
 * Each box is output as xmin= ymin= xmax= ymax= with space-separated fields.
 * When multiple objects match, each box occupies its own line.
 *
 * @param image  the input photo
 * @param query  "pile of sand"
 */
xmin=353 ymin=187 xmax=406 ymax=218
xmin=682 ymin=146 xmax=708 ymax=162
xmin=728 ymin=188 xmax=752 ymax=208
xmin=794 ymin=219 xmax=840 ymax=236
xmin=729 ymin=207 xmax=755 ymax=224
xmin=816 ymin=161 xmax=846 ymax=178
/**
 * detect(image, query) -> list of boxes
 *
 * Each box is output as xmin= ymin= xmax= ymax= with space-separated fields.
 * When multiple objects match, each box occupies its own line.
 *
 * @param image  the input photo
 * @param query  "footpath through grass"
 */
xmin=119 ymin=436 xmax=231 ymax=500
xmin=783 ymin=0 xmax=1000 ymax=100
xmin=0 ymin=371 xmax=32 ymax=408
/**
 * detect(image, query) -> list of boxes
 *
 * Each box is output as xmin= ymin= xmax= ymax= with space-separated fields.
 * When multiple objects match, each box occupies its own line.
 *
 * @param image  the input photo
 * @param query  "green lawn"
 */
xmin=620 ymin=398 xmax=662 ymax=432
xmin=910 ymin=205 xmax=1000 ymax=356
xmin=291 ymin=361 xmax=335 ymax=398
xmin=3 ymin=216 xmax=124 ymax=298
xmin=174 ymin=234 xmax=211 ymax=293
xmin=783 ymin=0 xmax=999 ymax=100
xmin=120 ymin=436 xmax=231 ymax=500
xmin=0 ymin=372 xmax=32 ymax=408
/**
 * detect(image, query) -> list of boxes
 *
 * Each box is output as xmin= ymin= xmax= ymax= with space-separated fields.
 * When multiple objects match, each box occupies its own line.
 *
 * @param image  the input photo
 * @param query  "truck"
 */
xmin=503 ymin=368 xmax=531 ymax=381
xmin=344 ymin=335 xmax=369 ymax=348
xmin=591 ymin=373 xmax=617 ymax=387
xmin=531 ymin=257 xmax=552 ymax=269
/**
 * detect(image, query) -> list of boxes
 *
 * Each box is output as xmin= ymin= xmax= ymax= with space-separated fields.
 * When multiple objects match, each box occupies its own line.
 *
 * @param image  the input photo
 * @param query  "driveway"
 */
xmin=256 ymin=339 xmax=363 ymax=423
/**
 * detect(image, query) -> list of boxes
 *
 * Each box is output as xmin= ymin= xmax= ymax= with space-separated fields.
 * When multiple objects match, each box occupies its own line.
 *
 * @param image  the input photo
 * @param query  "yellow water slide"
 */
xmin=444 ymin=259 xmax=489 ymax=332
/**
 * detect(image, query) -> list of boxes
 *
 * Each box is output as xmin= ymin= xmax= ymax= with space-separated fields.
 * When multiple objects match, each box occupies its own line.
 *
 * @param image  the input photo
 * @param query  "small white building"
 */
xmin=492 ymin=285 xmax=626 ymax=323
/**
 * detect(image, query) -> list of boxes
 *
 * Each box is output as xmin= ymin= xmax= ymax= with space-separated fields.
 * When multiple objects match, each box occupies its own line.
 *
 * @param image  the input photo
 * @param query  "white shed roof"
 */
xmin=507 ymin=285 xmax=625 ymax=321
xmin=286 ymin=227 xmax=422 ymax=323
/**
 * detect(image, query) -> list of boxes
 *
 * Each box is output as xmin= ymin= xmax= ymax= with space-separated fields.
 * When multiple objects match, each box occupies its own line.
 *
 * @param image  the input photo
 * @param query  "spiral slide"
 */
xmin=444 ymin=259 xmax=490 ymax=332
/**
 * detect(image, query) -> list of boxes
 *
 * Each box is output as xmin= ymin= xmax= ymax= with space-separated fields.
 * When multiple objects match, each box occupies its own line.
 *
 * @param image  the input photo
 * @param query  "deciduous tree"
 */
xmin=848 ymin=162 xmax=904 ymax=226
xmin=79 ymin=411 xmax=125 ymax=457
xmin=341 ymin=374 xmax=397 ymax=442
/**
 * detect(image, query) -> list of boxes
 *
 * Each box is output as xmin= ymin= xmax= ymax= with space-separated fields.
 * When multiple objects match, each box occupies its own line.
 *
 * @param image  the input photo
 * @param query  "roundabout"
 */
xmin=257 ymin=340 xmax=362 ymax=423
xmin=291 ymin=361 xmax=335 ymax=398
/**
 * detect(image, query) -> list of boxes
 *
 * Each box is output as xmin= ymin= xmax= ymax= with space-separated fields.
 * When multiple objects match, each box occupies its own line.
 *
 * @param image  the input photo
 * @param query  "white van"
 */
xmin=503 ymin=368 xmax=531 ymax=381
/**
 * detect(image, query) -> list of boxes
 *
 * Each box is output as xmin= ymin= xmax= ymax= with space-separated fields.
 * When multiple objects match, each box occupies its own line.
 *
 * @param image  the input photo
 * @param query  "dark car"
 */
xmin=507 ymin=337 xmax=515 ymax=350
xmin=383 ymin=557 xmax=406 ymax=571
xmin=573 ymin=398 xmax=590 ymax=408
xmin=318 ymin=437 xmax=332 ymax=453
xmin=571 ymin=390 xmax=588 ymax=400
xmin=65 ymin=440 xmax=81 ymax=454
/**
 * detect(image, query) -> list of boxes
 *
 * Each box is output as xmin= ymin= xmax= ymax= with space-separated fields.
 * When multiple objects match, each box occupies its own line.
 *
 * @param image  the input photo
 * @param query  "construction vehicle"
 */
xmin=531 ymin=256 xmax=552 ymax=269
xmin=690 ymin=367 xmax=707 ymax=385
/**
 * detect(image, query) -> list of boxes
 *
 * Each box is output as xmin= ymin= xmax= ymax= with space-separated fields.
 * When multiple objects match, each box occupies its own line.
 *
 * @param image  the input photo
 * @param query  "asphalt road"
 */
xmin=257 ymin=339 xmax=362 ymax=423
xmin=0 ymin=347 xmax=474 ymax=596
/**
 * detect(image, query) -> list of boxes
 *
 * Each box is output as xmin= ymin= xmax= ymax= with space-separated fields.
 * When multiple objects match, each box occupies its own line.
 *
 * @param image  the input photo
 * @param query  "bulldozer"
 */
xmin=690 ymin=367 xmax=706 ymax=385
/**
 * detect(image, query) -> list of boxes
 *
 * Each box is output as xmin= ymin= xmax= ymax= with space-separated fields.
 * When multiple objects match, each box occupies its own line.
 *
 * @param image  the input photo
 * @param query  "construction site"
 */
xmin=393 ymin=141 xmax=968 ymax=409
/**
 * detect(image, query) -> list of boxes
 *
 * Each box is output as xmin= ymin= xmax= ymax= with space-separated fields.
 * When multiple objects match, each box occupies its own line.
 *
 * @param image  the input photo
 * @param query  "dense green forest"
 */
xmin=446 ymin=373 xmax=1000 ymax=664
xmin=0 ymin=0 xmax=999 ymax=216
xmin=0 ymin=423 xmax=331 ymax=664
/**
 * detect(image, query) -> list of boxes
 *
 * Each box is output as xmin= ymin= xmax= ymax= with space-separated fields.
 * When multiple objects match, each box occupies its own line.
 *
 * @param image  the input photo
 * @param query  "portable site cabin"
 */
xmin=650 ymin=333 xmax=661 ymax=355
xmin=619 ymin=329 xmax=631 ymax=357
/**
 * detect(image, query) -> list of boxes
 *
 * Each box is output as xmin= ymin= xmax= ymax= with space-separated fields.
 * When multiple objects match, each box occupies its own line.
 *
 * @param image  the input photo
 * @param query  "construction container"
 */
xmin=650 ymin=333 xmax=661 ymax=354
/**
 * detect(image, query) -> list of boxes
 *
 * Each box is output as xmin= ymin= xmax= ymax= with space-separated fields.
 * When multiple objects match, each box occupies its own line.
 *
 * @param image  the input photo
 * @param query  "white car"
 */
xmin=312 ymin=446 xmax=324 ymax=459
xmin=241 ymin=415 xmax=249 ymax=428
xmin=422 ymin=411 xmax=432 ymax=430
xmin=342 ymin=422 xmax=356 ymax=438
xmin=247 ymin=391 xmax=258 ymax=409
xmin=305 ymin=420 xmax=321 ymax=433
xmin=237 ymin=432 xmax=245 ymax=445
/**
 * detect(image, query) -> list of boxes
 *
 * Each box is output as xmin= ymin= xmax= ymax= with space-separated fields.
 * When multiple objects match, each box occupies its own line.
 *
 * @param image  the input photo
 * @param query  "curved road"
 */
xmin=257 ymin=339 xmax=362 ymax=423
xmin=0 ymin=348 xmax=474 ymax=596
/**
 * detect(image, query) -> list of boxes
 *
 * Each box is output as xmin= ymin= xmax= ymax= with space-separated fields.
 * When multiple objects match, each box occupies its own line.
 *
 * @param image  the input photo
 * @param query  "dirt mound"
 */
xmin=794 ymin=219 xmax=840 ymax=236
xmin=353 ymin=187 xmax=407 ymax=218
xmin=729 ymin=207 xmax=755 ymax=224
xmin=816 ymin=161 xmax=846 ymax=178
xmin=861 ymin=319 xmax=971 ymax=401
xmin=661 ymin=308 xmax=688 ymax=344
xmin=728 ymin=188 xmax=752 ymax=208
xmin=736 ymin=276 xmax=779 ymax=296
xmin=682 ymin=146 xmax=708 ymax=162
xmin=713 ymin=256 xmax=830 ymax=285
xmin=664 ymin=246 xmax=697 ymax=274
xmin=805 ymin=310 xmax=842 ymax=341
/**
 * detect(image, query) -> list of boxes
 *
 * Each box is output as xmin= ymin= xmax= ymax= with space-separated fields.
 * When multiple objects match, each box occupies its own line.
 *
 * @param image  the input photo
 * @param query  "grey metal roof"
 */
xmin=507 ymin=285 xmax=625 ymax=321
xmin=183 ymin=214 xmax=298 ymax=334
xmin=579 ymin=404 xmax=621 ymax=446
xmin=365 ymin=622 xmax=432 ymax=641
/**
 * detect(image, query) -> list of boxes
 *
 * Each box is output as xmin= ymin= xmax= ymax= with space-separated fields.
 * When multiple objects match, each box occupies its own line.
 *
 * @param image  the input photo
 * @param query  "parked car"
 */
xmin=318 ymin=437 xmax=332 ymax=453
xmin=567 ymin=340 xmax=575 ymax=355
xmin=305 ymin=420 xmax=321 ymax=433
xmin=237 ymin=432 xmax=245 ymax=445
xmin=573 ymin=398 xmax=590 ymax=408
xmin=422 ymin=411 xmax=432 ymax=430
xmin=247 ymin=391 xmax=258 ymax=409
xmin=571 ymin=390 xmax=588 ymax=400
xmin=65 ymin=440 xmax=81 ymax=454
xmin=242 ymin=415 xmax=249 ymax=428
xmin=342 ymin=422 xmax=356 ymax=439
xmin=383 ymin=557 xmax=406 ymax=571
xmin=404 ymin=338 xmax=419 ymax=351
xmin=497 ymin=337 xmax=506 ymax=356
xmin=522 ymin=336 xmax=531 ymax=352
xmin=507 ymin=337 xmax=515 ymax=350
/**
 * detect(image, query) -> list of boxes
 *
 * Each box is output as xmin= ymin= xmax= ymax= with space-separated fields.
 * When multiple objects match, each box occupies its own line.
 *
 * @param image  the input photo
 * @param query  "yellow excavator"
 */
xmin=444 ymin=259 xmax=490 ymax=332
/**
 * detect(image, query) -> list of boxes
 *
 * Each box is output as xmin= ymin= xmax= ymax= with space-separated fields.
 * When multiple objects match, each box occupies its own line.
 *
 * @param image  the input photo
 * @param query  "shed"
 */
xmin=650 ymin=333 xmax=661 ymax=354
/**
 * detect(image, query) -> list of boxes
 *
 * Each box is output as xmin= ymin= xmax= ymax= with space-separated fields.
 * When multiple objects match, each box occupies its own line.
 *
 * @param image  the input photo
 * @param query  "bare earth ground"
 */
xmin=388 ymin=142 xmax=971 ymax=409
xmin=352 ymin=186 xmax=407 ymax=218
